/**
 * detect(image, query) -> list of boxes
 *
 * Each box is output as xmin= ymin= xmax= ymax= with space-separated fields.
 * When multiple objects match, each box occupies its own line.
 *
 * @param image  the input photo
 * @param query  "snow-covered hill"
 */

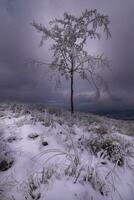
xmin=0 ymin=103 xmax=134 ymax=200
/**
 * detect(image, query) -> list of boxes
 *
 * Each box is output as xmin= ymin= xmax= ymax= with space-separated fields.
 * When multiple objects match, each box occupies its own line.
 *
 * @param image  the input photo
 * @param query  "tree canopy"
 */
xmin=32 ymin=9 xmax=111 ymax=113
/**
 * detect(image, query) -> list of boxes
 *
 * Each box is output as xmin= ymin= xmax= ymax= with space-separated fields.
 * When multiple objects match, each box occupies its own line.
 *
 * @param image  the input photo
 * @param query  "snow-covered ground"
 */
xmin=0 ymin=103 xmax=134 ymax=200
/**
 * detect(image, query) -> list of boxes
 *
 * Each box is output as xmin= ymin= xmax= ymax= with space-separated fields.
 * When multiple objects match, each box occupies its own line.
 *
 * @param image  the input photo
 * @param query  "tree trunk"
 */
xmin=70 ymin=70 xmax=74 ymax=114
xmin=70 ymin=56 xmax=74 ymax=114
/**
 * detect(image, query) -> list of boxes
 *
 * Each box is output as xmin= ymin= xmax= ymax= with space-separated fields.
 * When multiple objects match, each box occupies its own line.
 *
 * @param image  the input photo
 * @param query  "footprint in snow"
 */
xmin=28 ymin=133 xmax=39 ymax=139
xmin=7 ymin=136 xmax=22 ymax=143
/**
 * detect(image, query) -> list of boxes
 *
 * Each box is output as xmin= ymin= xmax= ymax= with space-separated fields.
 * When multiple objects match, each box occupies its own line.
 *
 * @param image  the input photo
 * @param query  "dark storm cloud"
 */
xmin=0 ymin=0 xmax=134 ymax=111
xmin=0 ymin=0 xmax=56 ymax=102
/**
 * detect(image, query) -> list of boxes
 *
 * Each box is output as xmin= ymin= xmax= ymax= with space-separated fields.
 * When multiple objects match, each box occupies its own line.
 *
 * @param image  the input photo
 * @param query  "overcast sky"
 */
xmin=0 ymin=0 xmax=134 ymax=112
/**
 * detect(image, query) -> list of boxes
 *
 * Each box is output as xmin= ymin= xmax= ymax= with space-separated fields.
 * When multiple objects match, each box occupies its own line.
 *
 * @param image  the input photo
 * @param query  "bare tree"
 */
xmin=32 ymin=9 xmax=111 ymax=114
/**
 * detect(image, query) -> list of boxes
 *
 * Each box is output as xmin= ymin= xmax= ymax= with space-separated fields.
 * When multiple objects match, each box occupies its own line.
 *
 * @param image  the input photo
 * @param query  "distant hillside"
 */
xmin=95 ymin=110 xmax=134 ymax=120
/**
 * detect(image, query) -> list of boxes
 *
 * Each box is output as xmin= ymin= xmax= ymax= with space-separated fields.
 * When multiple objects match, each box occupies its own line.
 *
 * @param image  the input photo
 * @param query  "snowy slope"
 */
xmin=0 ymin=103 xmax=134 ymax=200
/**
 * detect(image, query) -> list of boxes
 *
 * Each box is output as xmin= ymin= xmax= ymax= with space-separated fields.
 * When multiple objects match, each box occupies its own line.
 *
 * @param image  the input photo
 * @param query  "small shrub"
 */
xmin=47 ymin=107 xmax=60 ymax=115
xmin=90 ymin=137 xmax=124 ymax=166
xmin=41 ymin=167 xmax=54 ymax=184
xmin=25 ymin=166 xmax=55 ymax=200
xmin=83 ymin=170 xmax=108 ymax=196
xmin=43 ymin=121 xmax=51 ymax=127
xmin=91 ymin=125 xmax=108 ymax=134
xmin=64 ymin=161 xmax=109 ymax=196
xmin=26 ymin=177 xmax=41 ymax=200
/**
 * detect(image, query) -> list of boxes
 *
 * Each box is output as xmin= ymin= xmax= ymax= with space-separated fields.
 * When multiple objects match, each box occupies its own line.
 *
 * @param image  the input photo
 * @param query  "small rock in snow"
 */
xmin=42 ymin=141 xmax=48 ymax=146
xmin=0 ymin=159 xmax=14 ymax=171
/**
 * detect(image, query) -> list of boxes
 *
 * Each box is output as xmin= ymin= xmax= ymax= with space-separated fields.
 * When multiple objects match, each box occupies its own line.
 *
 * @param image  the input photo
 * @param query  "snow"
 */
xmin=0 ymin=103 xmax=134 ymax=200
